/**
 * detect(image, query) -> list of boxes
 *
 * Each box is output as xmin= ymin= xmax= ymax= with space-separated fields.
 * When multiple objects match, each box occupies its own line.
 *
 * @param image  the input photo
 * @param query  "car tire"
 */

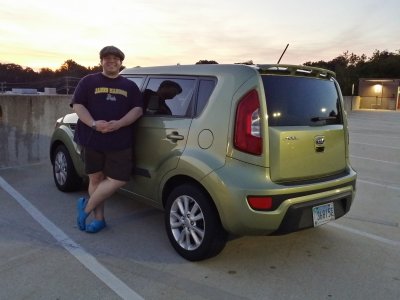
xmin=52 ymin=144 xmax=82 ymax=192
xmin=165 ymin=183 xmax=228 ymax=261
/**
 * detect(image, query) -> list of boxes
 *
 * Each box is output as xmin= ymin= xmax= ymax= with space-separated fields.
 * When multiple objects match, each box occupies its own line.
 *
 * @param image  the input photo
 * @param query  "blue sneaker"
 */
xmin=77 ymin=197 xmax=89 ymax=231
xmin=85 ymin=220 xmax=107 ymax=233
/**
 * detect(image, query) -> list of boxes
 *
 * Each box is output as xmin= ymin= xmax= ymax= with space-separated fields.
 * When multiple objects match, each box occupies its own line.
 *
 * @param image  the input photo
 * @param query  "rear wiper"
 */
xmin=311 ymin=116 xmax=337 ymax=122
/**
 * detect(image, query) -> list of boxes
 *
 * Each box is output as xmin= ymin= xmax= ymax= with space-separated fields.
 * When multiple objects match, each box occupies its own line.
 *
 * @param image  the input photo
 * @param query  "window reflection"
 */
xmin=263 ymin=76 xmax=341 ymax=126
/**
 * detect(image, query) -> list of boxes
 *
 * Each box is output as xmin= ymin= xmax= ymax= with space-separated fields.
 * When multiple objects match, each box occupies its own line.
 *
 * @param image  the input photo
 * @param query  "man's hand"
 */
xmin=100 ymin=120 xmax=122 ymax=133
xmin=98 ymin=107 xmax=143 ymax=133
xmin=94 ymin=120 xmax=110 ymax=133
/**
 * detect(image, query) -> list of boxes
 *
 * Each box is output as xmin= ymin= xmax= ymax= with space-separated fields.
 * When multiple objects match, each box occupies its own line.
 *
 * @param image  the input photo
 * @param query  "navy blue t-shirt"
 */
xmin=71 ymin=73 xmax=143 ymax=151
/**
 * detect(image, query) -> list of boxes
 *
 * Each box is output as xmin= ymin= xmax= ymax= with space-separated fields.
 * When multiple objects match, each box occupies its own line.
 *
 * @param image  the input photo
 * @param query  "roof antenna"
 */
xmin=277 ymin=44 xmax=289 ymax=64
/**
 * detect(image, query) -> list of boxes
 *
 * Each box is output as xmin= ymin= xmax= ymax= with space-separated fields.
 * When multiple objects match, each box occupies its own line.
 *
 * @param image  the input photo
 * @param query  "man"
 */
xmin=143 ymin=80 xmax=182 ymax=115
xmin=71 ymin=46 xmax=143 ymax=233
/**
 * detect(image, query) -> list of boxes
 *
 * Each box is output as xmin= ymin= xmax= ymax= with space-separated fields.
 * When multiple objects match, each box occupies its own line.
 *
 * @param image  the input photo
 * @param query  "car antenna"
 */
xmin=277 ymin=44 xmax=289 ymax=64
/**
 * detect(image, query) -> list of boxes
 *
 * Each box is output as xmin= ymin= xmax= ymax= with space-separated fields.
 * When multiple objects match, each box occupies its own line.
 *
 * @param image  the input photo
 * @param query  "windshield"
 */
xmin=262 ymin=75 xmax=342 ymax=126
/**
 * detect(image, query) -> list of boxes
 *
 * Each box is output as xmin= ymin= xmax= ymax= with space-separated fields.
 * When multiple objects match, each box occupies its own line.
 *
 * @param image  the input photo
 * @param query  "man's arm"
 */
xmin=72 ymin=104 xmax=108 ymax=132
xmin=72 ymin=104 xmax=94 ymax=127
xmin=106 ymin=107 xmax=143 ymax=132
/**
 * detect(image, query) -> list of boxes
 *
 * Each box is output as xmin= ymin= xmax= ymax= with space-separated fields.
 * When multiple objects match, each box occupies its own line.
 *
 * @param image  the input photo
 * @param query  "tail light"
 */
xmin=247 ymin=196 xmax=273 ymax=210
xmin=234 ymin=90 xmax=262 ymax=155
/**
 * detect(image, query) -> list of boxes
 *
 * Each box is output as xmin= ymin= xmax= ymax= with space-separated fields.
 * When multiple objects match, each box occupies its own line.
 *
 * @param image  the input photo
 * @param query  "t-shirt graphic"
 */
xmin=106 ymin=93 xmax=117 ymax=101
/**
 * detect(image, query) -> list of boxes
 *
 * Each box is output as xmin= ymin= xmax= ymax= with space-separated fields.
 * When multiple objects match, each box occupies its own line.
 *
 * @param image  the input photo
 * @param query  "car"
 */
xmin=50 ymin=63 xmax=357 ymax=261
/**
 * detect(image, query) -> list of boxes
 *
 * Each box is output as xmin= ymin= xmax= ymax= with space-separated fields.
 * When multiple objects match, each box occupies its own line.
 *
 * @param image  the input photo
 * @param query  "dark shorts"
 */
xmin=83 ymin=147 xmax=132 ymax=182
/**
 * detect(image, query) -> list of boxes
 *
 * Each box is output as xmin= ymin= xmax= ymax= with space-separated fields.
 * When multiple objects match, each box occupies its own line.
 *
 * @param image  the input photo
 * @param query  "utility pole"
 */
xmin=0 ymin=82 xmax=5 ymax=93
xmin=66 ymin=77 xmax=69 ymax=95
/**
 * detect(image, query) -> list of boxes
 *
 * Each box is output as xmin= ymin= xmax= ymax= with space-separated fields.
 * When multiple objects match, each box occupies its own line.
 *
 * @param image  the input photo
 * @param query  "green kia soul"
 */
xmin=50 ymin=64 xmax=357 ymax=261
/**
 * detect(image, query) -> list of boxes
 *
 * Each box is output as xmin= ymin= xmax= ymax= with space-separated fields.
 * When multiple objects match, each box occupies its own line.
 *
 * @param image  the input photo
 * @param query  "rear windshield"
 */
xmin=262 ymin=75 xmax=342 ymax=126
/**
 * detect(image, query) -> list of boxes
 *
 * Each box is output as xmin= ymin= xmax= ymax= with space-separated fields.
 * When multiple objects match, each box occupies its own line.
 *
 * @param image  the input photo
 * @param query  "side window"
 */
xmin=143 ymin=78 xmax=196 ymax=117
xmin=196 ymin=79 xmax=216 ymax=116
xmin=126 ymin=76 xmax=145 ymax=89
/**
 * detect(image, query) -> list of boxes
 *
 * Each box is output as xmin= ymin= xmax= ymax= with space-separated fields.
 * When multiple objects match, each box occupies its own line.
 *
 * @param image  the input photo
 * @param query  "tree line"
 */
xmin=304 ymin=50 xmax=400 ymax=95
xmin=0 ymin=60 xmax=102 ymax=94
xmin=1 ymin=49 xmax=400 ymax=95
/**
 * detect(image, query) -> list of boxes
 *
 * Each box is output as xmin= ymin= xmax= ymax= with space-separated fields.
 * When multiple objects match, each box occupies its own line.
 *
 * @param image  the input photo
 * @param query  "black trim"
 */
xmin=273 ymin=192 xmax=353 ymax=235
xmin=132 ymin=167 xmax=151 ymax=178
xmin=276 ymin=170 xmax=350 ymax=186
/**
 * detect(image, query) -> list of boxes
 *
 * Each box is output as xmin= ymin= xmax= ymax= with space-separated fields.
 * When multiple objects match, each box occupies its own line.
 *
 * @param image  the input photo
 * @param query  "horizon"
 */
xmin=3 ymin=47 xmax=398 ymax=73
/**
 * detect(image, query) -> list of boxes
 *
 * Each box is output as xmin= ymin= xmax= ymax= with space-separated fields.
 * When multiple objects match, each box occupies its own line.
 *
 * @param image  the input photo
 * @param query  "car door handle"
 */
xmin=166 ymin=132 xmax=184 ymax=142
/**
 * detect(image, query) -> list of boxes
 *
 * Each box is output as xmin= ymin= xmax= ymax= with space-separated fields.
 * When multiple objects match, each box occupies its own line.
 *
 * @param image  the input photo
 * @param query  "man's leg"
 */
xmin=88 ymin=172 xmax=106 ymax=220
xmin=84 ymin=177 xmax=126 ymax=219
xmin=84 ymin=148 xmax=131 ymax=221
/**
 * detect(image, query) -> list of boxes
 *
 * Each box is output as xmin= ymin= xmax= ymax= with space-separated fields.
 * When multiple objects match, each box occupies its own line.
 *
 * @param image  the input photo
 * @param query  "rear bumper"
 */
xmin=202 ymin=157 xmax=357 ymax=235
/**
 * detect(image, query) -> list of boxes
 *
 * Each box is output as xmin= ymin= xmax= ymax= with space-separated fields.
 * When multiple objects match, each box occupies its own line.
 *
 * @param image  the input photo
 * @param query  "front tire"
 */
xmin=165 ymin=184 xmax=228 ymax=261
xmin=52 ymin=144 xmax=82 ymax=192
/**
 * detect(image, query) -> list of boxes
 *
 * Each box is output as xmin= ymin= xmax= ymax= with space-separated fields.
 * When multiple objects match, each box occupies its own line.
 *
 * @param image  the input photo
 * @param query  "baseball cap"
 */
xmin=99 ymin=46 xmax=125 ymax=61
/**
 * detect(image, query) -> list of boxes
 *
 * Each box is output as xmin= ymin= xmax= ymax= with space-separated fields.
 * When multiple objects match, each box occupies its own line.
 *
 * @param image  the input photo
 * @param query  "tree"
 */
xmin=39 ymin=67 xmax=54 ymax=77
xmin=55 ymin=59 xmax=88 ymax=77
xmin=234 ymin=60 xmax=254 ymax=65
xmin=305 ymin=51 xmax=367 ymax=95
xmin=0 ymin=63 xmax=24 ymax=82
xmin=195 ymin=60 xmax=218 ymax=64
xmin=358 ymin=50 xmax=400 ymax=78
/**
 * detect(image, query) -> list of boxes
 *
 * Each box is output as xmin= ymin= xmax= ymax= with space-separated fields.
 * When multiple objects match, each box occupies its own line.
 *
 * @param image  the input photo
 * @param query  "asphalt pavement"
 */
xmin=0 ymin=109 xmax=399 ymax=300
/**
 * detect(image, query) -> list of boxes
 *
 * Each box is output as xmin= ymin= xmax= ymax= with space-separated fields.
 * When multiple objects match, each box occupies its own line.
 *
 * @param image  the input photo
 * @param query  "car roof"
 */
xmin=120 ymin=63 xmax=335 ymax=79
xmin=120 ymin=64 xmax=258 ymax=77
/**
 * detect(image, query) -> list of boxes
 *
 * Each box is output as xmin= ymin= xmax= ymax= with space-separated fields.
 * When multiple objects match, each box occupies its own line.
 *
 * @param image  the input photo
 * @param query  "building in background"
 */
xmin=358 ymin=78 xmax=400 ymax=110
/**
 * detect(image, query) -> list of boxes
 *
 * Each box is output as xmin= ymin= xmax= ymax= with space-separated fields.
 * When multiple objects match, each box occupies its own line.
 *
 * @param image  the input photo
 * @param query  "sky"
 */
xmin=1 ymin=0 xmax=399 ymax=70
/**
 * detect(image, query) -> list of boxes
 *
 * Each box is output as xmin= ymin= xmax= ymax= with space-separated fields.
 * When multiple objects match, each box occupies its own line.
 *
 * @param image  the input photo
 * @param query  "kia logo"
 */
xmin=315 ymin=136 xmax=325 ymax=145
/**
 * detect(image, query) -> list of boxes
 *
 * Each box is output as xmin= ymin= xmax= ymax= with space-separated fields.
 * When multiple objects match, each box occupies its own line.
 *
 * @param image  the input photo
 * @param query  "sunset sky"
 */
xmin=1 ymin=0 xmax=399 ymax=70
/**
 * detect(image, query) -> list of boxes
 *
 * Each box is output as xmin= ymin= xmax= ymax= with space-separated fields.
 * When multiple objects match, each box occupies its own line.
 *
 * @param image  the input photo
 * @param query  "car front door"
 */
xmin=121 ymin=77 xmax=197 ymax=206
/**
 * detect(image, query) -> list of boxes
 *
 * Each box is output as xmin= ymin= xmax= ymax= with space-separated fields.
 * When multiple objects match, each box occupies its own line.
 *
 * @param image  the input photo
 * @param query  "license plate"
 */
xmin=312 ymin=202 xmax=335 ymax=227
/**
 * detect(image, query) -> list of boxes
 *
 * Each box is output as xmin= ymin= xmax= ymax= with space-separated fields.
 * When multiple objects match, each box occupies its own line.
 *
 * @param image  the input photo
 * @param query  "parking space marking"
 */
xmin=0 ymin=176 xmax=143 ymax=300
xmin=349 ymin=132 xmax=400 ymax=140
xmin=351 ymin=142 xmax=400 ymax=150
xmin=350 ymin=155 xmax=400 ymax=166
xmin=357 ymin=179 xmax=400 ymax=191
xmin=328 ymin=222 xmax=400 ymax=248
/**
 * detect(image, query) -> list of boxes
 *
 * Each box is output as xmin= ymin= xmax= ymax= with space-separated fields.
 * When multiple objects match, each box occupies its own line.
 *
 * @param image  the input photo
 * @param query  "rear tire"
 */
xmin=52 ymin=144 xmax=82 ymax=192
xmin=165 ymin=183 xmax=228 ymax=261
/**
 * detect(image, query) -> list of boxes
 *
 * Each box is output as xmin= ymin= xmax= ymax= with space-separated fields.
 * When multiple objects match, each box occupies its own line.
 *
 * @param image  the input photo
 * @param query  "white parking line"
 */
xmin=350 ymin=155 xmax=400 ymax=166
xmin=351 ymin=142 xmax=400 ymax=150
xmin=328 ymin=223 xmax=400 ymax=248
xmin=0 ymin=176 xmax=143 ymax=300
xmin=350 ymin=132 xmax=400 ymax=140
xmin=357 ymin=179 xmax=400 ymax=191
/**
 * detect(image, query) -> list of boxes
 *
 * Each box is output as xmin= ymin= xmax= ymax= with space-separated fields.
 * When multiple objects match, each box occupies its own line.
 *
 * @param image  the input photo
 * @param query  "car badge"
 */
xmin=284 ymin=136 xmax=298 ymax=141
xmin=314 ymin=136 xmax=325 ymax=152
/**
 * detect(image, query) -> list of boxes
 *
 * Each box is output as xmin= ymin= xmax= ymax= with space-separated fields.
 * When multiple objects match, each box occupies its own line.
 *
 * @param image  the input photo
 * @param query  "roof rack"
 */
xmin=256 ymin=64 xmax=336 ymax=79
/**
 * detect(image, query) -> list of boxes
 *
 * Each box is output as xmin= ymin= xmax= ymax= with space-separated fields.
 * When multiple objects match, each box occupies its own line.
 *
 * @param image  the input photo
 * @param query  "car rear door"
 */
xmin=262 ymin=75 xmax=347 ymax=182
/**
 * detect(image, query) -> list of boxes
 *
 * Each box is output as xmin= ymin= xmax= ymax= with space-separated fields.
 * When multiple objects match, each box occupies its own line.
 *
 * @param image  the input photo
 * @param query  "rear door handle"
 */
xmin=166 ymin=132 xmax=184 ymax=142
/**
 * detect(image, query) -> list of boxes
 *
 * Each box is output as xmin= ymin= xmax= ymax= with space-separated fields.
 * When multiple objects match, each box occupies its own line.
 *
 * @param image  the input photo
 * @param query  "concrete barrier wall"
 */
xmin=343 ymin=96 xmax=361 ymax=112
xmin=0 ymin=95 xmax=72 ymax=167
xmin=0 ymin=94 xmax=360 ymax=168
xmin=359 ymin=96 xmax=397 ymax=110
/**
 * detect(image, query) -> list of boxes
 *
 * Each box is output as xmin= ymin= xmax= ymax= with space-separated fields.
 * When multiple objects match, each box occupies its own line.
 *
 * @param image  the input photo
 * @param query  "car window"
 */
xmin=143 ymin=78 xmax=196 ymax=117
xmin=195 ymin=79 xmax=216 ymax=116
xmin=262 ymin=75 xmax=342 ymax=126
xmin=126 ymin=76 xmax=145 ymax=89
